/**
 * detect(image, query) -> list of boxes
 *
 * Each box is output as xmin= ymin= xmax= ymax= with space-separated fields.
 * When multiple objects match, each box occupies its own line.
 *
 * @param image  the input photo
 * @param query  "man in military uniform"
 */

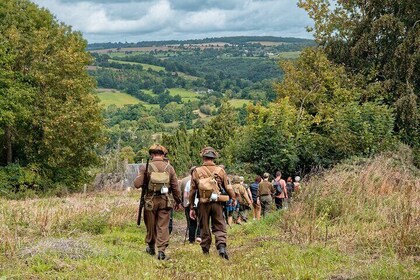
xmin=189 ymin=147 xmax=236 ymax=259
xmin=134 ymin=144 xmax=181 ymax=260
xmin=231 ymin=176 xmax=253 ymax=224
xmin=257 ymin=172 xmax=275 ymax=217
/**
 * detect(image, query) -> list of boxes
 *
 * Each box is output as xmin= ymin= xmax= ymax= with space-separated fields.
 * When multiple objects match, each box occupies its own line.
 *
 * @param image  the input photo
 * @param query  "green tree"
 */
xmin=299 ymin=0 xmax=419 ymax=145
xmin=0 ymin=0 xmax=103 ymax=191
xmin=204 ymin=101 xmax=238 ymax=154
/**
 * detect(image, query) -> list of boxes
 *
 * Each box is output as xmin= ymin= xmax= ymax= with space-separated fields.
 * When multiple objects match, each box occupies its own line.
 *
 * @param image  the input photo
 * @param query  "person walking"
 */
xmin=180 ymin=168 xmax=201 ymax=244
xmin=239 ymin=176 xmax=252 ymax=222
xmin=294 ymin=176 xmax=301 ymax=192
xmin=257 ymin=172 xmax=275 ymax=217
xmin=285 ymin=177 xmax=295 ymax=208
xmin=249 ymin=176 xmax=262 ymax=221
xmin=272 ymin=171 xmax=287 ymax=210
xmin=134 ymin=144 xmax=181 ymax=260
xmin=231 ymin=176 xmax=253 ymax=224
xmin=189 ymin=147 xmax=236 ymax=260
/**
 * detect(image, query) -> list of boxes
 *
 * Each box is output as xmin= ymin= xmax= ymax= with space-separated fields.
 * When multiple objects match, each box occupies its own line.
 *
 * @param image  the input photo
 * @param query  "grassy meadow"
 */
xmin=168 ymin=88 xmax=199 ymax=102
xmin=108 ymin=59 xmax=166 ymax=72
xmin=96 ymin=89 xmax=141 ymax=107
xmin=1 ymin=148 xmax=419 ymax=279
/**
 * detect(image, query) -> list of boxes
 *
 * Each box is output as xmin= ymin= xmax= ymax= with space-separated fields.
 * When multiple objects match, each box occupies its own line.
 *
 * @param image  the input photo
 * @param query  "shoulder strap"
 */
xmin=164 ymin=163 xmax=170 ymax=172
xmin=201 ymin=166 xmax=213 ymax=177
xmin=149 ymin=163 xmax=158 ymax=172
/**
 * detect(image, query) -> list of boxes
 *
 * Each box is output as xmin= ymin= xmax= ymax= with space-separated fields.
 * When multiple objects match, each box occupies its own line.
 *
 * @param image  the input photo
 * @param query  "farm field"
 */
xmin=168 ymin=88 xmax=199 ymax=102
xmin=276 ymin=51 xmax=301 ymax=59
xmin=229 ymin=98 xmax=252 ymax=108
xmin=96 ymin=89 xmax=141 ymax=107
xmin=108 ymin=59 xmax=166 ymax=72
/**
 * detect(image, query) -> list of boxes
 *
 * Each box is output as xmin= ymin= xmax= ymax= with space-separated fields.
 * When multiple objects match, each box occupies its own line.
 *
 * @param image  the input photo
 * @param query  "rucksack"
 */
xmin=148 ymin=163 xmax=170 ymax=192
xmin=286 ymin=182 xmax=294 ymax=194
xmin=196 ymin=166 xmax=222 ymax=199
xmin=232 ymin=184 xmax=243 ymax=204
xmin=273 ymin=179 xmax=282 ymax=195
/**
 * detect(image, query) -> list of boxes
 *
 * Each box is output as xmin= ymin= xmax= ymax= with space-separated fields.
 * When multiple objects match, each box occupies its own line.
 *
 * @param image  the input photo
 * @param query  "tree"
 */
xmin=0 ymin=0 xmax=103 ymax=191
xmin=299 ymin=0 xmax=420 ymax=146
xmin=204 ymin=101 xmax=238 ymax=154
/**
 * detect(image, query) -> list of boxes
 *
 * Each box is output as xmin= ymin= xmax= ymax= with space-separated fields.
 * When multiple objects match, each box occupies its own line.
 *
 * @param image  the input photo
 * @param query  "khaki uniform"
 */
xmin=134 ymin=158 xmax=181 ymax=253
xmin=257 ymin=180 xmax=274 ymax=217
xmin=190 ymin=162 xmax=235 ymax=252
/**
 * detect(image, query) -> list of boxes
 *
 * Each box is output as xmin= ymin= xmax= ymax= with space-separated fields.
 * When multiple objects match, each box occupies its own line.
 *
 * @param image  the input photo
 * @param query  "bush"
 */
xmin=0 ymin=164 xmax=44 ymax=199
xmin=282 ymin=145 xmax=420 ymax=257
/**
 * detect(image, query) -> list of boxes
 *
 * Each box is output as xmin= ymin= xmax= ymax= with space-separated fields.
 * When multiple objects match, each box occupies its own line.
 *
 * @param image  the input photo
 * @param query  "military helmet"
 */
xmin=148 ymin=144 xmax=168 ymax=155
xmin=231 ymin=175 xmax=240 ymax=184
xmin=200 ymin=146 xmax=219 ymax=159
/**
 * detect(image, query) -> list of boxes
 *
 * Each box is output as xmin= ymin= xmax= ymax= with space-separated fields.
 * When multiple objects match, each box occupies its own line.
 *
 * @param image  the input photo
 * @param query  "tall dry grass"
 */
xmin=281 ymin=145 xmax=419 ymax=258
xmin=0 ymin=190 xmax=139 ymax=257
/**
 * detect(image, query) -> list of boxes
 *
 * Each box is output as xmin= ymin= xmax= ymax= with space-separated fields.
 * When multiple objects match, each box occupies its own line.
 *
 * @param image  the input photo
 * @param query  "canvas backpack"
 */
xmin=232 ymin=184 xmax=243 ymax=204
xmin=148 ymin=163 xmax=170 ymax=192
xmin=196 ymin=166 xmax=222 ymax=199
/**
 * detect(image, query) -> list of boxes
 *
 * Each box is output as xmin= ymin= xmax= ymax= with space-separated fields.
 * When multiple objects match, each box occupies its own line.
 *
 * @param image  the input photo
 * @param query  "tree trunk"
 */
xmin=5 ymin=125 xmax=12 ymax=164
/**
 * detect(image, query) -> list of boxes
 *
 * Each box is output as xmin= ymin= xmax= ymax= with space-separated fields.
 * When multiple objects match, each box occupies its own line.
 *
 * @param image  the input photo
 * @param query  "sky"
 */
xmin=31 ymin=0 xmax=314 ymax=43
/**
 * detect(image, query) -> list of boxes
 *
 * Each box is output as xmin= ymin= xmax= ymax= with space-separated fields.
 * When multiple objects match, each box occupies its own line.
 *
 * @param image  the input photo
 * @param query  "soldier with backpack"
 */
xmin=134 ymin=144 xmax=181 ymax=260
xmin=189 ymin=147 xmax=236 ymax=260
xmin=272 ymin=171 xmax=287 ymax=210
xmin=258 ymin=172 xmax=275 ymax=217
xmin=231 ymin=176 xmax=253 ymax=224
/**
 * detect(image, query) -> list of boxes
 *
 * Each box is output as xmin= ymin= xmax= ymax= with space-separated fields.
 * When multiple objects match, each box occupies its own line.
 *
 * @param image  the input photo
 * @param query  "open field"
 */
xmin=275 ymin=51 xmax=301 ymax=59
xmin=96 ymin=89 xmax=141 ymax=107
xmin=108 ymin=59 xmax=166 ymax=72
xmin=168 ymin=88 xmax=199 ymax=102
xmin=229 ymin=99 xmax=252 ymax=108
xmin=1 ymin=150 xmax=419 ymax=279
xmin=90 ymin=43 xmax=229 ymax=54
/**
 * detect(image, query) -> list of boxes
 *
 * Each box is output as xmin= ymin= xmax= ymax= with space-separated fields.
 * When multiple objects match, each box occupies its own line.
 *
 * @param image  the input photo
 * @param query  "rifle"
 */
xmin=137 ymin=158 xmax=149 ymax=226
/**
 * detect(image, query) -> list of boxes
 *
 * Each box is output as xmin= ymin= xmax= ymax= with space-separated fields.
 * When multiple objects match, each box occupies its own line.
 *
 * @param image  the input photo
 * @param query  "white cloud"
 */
xmin=31 ymin=0 xmax=313 ymax=42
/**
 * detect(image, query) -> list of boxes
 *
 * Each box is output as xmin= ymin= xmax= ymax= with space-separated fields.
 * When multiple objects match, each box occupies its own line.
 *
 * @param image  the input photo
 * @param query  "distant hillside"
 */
xmin=87 ymin=36 xmax=315 ymax=50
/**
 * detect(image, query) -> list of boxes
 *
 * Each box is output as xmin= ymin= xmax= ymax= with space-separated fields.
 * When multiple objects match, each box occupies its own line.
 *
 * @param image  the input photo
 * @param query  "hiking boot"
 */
xmin=157 ymin=251 xmax=169 ymax=260
xmin=218 ymin=246 xmax=229 ymax=260
xmin=146 ymin=245 xmax=155 ymax=256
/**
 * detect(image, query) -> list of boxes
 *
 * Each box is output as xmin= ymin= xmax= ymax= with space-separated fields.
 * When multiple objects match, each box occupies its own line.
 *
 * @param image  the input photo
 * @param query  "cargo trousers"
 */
xmin=198 ymin=201 xmax=227 ymax=252
xmin=144 ymin=195 xmax=170 ymax=252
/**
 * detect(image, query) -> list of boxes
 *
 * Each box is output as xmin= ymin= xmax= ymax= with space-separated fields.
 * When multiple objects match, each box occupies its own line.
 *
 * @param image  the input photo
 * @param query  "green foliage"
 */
xmin=299 ymin=0 xmax=420 ymax=146
xmin=0 ymin=0 xmax=103 ymax=193
xmin=227 ymin=99 xmax=304 ymax=175
xmin=162 ymin=127 xmax=205 ymax=175
xmin=0 ymin=164 xmax=42 ymax=198
xmin=204 ymin=101 xmax=238 ymax=153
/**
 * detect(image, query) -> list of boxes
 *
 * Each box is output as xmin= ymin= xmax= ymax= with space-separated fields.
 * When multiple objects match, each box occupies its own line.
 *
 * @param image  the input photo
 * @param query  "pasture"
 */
xmin=96 ymin=89 xmax=141 ymax=108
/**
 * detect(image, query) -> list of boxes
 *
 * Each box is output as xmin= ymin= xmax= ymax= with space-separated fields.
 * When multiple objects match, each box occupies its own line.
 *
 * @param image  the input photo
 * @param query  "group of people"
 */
xmin=134 ymin=144 xmax=300 ymax=261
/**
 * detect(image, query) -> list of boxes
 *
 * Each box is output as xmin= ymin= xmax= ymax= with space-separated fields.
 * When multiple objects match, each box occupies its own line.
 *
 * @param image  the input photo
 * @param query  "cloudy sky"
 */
xmin=31 ymin=0 xmax=313 ymax=43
